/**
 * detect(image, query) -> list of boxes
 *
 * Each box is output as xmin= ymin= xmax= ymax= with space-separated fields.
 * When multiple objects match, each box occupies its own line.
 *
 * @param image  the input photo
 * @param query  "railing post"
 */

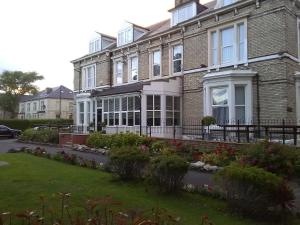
xmin=223 ymin=125 xmax=226 ymax=141
xmin=173 ymin=125 xmax=176 ymax=140
xmin=237 ymin=120 xmax=240 ymax=143
xmin=246 ymin=126 xmax=250 ymax=143
xmin=282 ymin=119 xmax=285 ymax=145
xmin=201 ymin=122 xmax=205 ymax=140
xmin=293 ymin=127 xmax=297 ymax=146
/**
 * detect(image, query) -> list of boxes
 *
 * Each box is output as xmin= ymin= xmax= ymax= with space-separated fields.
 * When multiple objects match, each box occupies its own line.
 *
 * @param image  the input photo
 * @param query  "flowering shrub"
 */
xmin=214 ymin=163 xmax=295 ymax=220
xmin=240 ymin=141 xmax=300 ymax=177
xmin=200 ymin=143 xmax=237 ymax=167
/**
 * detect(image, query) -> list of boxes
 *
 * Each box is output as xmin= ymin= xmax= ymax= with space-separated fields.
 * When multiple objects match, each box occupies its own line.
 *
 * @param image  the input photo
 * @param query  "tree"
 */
xmin=0 ymin=71 xmax=44 ymax=118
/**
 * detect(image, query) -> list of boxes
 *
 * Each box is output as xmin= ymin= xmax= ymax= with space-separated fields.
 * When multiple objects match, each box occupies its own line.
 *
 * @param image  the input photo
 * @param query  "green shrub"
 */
xmin=19 ymin=128 xmax=59 ymax=144
xmin=109 ymin=146 xmax=150 ymax=180
xmin=214 ymin=163 xmax=295 ymax=219
xmin=0 ymin=119 xmax=73 ymax=131
xmin=86 ymin=132 xmax=112 ymax=149
xmin=87 ymin=132 xmax=154 ymax=149
xmin=149 ymin=154 xmax=188 ymax=193
xmin=241 ymin=141 xmax=299 ymax=177
xmin=201 ymin=116 xmax=216 ymax=126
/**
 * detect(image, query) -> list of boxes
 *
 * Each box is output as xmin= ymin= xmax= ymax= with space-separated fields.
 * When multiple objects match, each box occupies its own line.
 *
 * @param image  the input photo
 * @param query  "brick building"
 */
xmin=72 ymin=0 xmax=300 ymax=138
xmin=18 ymin=86 xmax=74 ymax=120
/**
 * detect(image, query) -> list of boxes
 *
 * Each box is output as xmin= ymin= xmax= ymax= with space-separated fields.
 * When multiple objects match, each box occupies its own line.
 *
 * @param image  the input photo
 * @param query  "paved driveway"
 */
xmin=0 ymin=139 xmax=213 ymax=187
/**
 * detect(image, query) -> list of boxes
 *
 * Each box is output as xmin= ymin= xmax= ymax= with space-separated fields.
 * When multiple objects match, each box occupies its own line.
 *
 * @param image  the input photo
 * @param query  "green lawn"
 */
xmin=0 ymin=153 xmax=292 ymax=225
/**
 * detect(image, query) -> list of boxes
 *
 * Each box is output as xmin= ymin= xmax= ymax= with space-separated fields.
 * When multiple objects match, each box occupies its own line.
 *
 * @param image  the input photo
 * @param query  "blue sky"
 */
xmin=0 ymin=0 xmax=210 ymax=90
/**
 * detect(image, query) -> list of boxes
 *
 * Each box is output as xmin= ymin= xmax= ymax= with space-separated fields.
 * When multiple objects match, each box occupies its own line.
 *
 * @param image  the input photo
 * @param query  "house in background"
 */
xmin=72 ymin=0 xmax=300 ymax=138
xmin=18 ymin=85 xmax=74 ymax=120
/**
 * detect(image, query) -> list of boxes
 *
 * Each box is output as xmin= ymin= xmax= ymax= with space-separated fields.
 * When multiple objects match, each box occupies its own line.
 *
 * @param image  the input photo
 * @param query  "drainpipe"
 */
xmin=256 ymin=73 xmax=261 ymax=138
xmin=139 ymin=91 xmax=142 ymax=136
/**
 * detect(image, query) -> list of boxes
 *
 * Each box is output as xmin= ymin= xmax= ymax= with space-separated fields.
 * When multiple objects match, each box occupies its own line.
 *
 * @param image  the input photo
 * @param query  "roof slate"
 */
xmin=91 ymin=82 xmax=143 ymax=97
xmin=19 ymin=85 xmax=74 ymax=102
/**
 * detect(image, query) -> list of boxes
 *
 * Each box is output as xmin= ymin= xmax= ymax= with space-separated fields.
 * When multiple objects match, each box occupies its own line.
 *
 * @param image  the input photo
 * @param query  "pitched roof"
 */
xmin=19 ymin=85 xmax=74 ymax=102
xmin=139 ymin=0 xmax=216 ymax=40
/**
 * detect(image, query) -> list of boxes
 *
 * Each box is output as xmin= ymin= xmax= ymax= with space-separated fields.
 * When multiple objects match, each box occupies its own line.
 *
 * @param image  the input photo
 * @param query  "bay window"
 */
xmin=129 ymin=56 xmax=138 ymax=82
xmin=297 ymin=17 xmax=300 ymax=59
xmin=79 ymin=102 xmax=84 ymax=124
xmin=153 ymin=50 xmax=161 ymax=77
xmin=147 ymin=95 xmax=161 ymax=126
xmin=209 ymin=20 xmax=247 ymax=67
xmin=166 ymin=96 xmax=181 ymax=126
xmin=114 ymin=61 xmax=123 ymax=85
xmin=103 ymin=96 xmax=140 ymax=127
xmin=172 ymin=45 xmax=183 ymax=74
xmin=235 ymin=86 xmax=246 ymax=123
xmin=203 ymin=70 xmax=255 ymax=125
xmin=211 ymin=87 xmax=229 ymax=124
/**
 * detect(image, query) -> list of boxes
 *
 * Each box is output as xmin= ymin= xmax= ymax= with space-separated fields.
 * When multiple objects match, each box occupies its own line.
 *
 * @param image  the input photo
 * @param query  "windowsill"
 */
xmin=172 ymin=71 xmax=183 ymax=76
xmin=208 ymin=60 xmax=248 ymax=71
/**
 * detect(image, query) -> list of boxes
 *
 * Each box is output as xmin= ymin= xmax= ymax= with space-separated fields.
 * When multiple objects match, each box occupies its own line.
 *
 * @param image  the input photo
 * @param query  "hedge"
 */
xmin=0 ymin=119 xmax=73 ymax=131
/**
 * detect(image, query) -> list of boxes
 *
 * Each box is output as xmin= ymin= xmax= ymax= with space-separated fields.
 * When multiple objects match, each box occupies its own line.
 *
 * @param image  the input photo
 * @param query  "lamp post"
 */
xmin=59 ymin=86 xmax=64 ymax=119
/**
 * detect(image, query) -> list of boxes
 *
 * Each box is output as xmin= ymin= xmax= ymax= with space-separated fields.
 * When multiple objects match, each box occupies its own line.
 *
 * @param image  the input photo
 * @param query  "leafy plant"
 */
xmin=149 ymin=154 xmax=188 ymax=193
xmin=214 ymin=163 xmax=295 ymax=220
xmin=201 ymin=116 xmax=216 ymax=126
xmin=19 ymin=128 xmax=59 ymax=144
xmin=109 ymin=146 xmax=150 ymax=180
xmin=241 ymin=141 xmax=299 ymax=177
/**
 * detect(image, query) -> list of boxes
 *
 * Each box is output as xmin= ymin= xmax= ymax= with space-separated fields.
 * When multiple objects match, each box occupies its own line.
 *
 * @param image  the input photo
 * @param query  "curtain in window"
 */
xmin=235 ymin=86 xmax=246 ymax=123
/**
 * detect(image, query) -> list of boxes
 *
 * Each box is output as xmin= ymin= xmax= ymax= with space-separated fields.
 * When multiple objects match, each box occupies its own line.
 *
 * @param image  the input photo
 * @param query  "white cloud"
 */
xmin=0 ymin=0 xmax=211 ymax=90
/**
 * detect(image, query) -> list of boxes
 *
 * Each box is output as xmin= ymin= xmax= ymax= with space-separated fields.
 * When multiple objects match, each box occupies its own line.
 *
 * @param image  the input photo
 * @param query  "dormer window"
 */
xmin=88 ymin=32 xmax=116 ymax=54
xmin=117 ymin=22 xmax=148 ymax=47
xmin=171 ymin=1 xmax=197 ymax=26
xmin=215 ymin=0 xmax=237 ymax=9
xmin=223 ymin=0 xmax=233 ymax=6
xmin=89 ymin=38 xmax=101 ymax=54
xmin=118 ymin=27 xmax=133 ymax=47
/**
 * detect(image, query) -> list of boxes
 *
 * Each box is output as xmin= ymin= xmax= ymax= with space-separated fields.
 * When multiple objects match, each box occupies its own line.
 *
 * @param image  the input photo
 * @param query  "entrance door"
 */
xmin=97 ymin=109 xmax=102 ymax=131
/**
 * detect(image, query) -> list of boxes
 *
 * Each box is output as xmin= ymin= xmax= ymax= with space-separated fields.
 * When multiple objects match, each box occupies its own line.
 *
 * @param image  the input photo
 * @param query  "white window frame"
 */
xmin=128 ymin=55 xmax=139 ymax=82
xmin=82 ymin=64 xmax=96 ymax=90
xmin=215 ymin=0 xmax=236 ymax=9
xmin=171 ymin=44 xmax=183 ymax=75
xmin=146 ymin=95 xmax=161 ymax=127
xmin=208 ymin=19 xmax=247 ymax=68
xmin=166 ymin=96 xmax=181 ymax=126
xmin=150 ymin=49 xmax=162 ymax=78
xmin=203 ymin=70 xmax=255 ymax=124
xmin=211 ymin=86 xmax=229 ymax=124
xmin=297 ymin=17 xmax=300 ymax=59
xmin=27 ymin=103 xmax=30 ymax=112
xmin=171 ymin=1 xmax=197 ymax=26
xmin=89 ymin=38 xmax=101 ymax=54
xmin=114 ymin=60 xmax=123 ymax=85
xmin=117 ymin=26 xmax=133 ymax=47
xmin=102 ymin=95 xmax=140 ymax=127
